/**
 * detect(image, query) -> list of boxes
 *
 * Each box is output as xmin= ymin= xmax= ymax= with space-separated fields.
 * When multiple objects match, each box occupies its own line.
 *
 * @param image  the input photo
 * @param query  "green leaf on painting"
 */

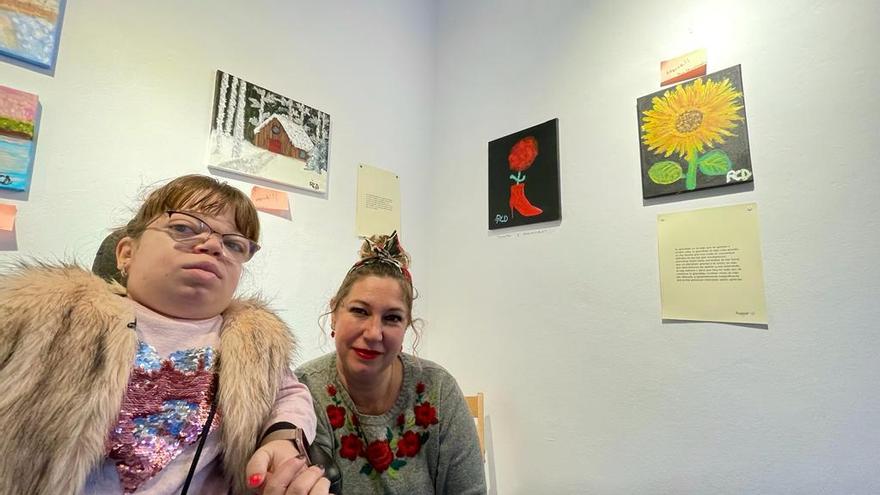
xmin=386 ymin=427 xmax=393 ymax=441
xmin=648 ymin=161 xmax=683 ymax=185
xmin=360 ymin=463 xmax=373 ymax=475
xmin=697 ymin=149 xmax=733 ymax=175
xmin=391 ymin=459 xmax=407 ymax=470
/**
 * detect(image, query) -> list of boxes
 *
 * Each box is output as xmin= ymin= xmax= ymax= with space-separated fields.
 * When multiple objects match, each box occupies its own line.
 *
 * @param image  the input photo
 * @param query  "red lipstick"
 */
xmin=354 ymin=348 xmax=381 ymax=360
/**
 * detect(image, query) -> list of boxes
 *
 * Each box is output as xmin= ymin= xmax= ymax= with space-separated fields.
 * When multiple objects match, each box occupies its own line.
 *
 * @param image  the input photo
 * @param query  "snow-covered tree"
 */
xmin=305 ymin=140 xmax=328 ymax=174
xmin=232 ymin=80 xmax=247 ymax=158
xmin=318 ymin=112 xmax=327 ymax=141
xmin=309 ymin=111 xmax=328 ymax=141
xmin=224 ymin=77 xmax=240 ymax=135
xmin=308 ymin=112 xmax=319 ymax=141
xmin=279 ymin=97 xmax=295 ymax=121
xmin=293 ymin=101 xmax=307 ymax=125
xmin=214 ymin=72 xmax=229 ymax=133
xmin=213 ymin=72 xmax=230 ymax=153
xmin=247 ymin=87 xmax=269 ymax=127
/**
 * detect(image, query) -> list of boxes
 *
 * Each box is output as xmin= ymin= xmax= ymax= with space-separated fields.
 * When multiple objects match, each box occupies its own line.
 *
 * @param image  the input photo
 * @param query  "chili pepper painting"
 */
xmin=637 ymin=65 xmax=753 ymax=199
xmin=488 ymin=119 xmax=561 ymax=230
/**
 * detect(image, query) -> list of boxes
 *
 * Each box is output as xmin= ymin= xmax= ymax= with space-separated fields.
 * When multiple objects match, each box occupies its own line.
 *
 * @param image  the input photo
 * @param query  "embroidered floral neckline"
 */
xmin=326 ymin=355 xmax=440 ymax=480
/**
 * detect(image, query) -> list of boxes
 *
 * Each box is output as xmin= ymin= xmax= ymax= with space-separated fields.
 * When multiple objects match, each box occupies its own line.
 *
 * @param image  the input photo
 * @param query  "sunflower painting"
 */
xmin=637 ymin=65 xmax=752 ymax=198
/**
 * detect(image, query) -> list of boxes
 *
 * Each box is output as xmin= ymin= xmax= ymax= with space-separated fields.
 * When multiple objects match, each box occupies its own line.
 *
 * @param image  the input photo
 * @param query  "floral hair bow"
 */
xmin=350 ymin=231 xmax=412 ymax=283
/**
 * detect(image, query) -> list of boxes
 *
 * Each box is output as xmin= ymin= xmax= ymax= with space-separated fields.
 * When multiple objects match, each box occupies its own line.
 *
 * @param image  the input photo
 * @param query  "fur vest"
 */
xmin=0 ymin=264 xmax=295 ymax=495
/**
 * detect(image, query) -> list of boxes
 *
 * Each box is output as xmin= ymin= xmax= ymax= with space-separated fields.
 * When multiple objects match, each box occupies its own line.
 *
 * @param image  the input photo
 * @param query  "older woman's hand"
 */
xmin=245 ymin=440 xmax=330 ymax=494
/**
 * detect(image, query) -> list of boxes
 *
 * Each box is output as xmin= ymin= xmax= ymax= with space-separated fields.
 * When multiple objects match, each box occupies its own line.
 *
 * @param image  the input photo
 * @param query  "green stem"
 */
xmin=685 ymin=149 xmax=699 ymax=190
xmin=509 ymin=172 xmax=525 ymax=184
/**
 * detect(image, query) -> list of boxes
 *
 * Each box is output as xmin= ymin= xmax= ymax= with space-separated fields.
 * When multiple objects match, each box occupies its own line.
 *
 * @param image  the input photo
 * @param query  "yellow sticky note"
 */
xmin=0 ymin=203 xmax=16 ymax=231
xmin=250 ymin=186 xmax=289 ymax=213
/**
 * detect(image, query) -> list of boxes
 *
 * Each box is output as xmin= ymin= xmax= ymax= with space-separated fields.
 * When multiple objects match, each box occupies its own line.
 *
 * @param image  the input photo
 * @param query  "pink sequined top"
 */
xmin=84 ymin=301 xmax=316 ymax=494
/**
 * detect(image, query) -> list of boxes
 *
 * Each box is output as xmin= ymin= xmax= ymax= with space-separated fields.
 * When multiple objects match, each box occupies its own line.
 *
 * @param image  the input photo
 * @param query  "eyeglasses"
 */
xmin=148 ymin=210 xmax=260 ymax=263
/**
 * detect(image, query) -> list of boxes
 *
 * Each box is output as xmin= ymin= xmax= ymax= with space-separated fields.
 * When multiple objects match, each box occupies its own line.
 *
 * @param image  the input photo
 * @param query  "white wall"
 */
xmin=2 ymin=1 xmax=879 ymax=493
xmin=427 ymin=0 xmax=880 ymax=493
xmin=0 ymin=0 xmax=436 ymax=360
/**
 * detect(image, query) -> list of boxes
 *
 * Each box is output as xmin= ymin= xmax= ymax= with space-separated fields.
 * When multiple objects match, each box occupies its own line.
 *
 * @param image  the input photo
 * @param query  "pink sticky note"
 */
xmin=660 ymin=48 xmax=707 ymax=86
xmin=0 ymin=203 xmax=16 ymax=231
xmin=251 ymin=186 xmax=289 ymax=213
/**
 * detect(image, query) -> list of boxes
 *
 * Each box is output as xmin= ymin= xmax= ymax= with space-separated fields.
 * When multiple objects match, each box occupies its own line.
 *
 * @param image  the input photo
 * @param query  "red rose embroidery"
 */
xmin=396 ymin=414 xmax=405 ymax=427
xmin=396 ymin=431 xmax=421 ymax=457
xmin=415 ymin=382 xmax=426 ymax=394
xmin=364 ymin=440 xmax=394 ymax=472
xmin=508 ymin=136 xmax=539 ymax=171
xmin=414 ymin=402 xmax=439 ymax=428
xmin=327 ymin=384 xmax=337 ymax=396
xmin=326 ymin=404 xmax=346 ymax=430
xmin=339 ymin=434 xmax=363 ymax=461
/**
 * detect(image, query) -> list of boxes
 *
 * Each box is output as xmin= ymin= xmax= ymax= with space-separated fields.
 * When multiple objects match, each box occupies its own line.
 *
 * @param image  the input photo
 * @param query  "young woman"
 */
xmin=0 ymin=175 xmax=329 ymax=495
xmin=296 ymin=233 xmax=486 ymax=494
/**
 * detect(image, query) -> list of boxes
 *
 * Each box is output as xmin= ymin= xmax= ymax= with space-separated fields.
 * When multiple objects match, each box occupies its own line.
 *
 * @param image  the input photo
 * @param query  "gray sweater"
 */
xmin=296 ymin=353 xmax=486 ymax=494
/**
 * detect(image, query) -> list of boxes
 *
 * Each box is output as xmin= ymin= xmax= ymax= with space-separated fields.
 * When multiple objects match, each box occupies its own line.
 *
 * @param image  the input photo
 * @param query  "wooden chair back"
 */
xmin=464 ymin=392 xmax=485 ymax=459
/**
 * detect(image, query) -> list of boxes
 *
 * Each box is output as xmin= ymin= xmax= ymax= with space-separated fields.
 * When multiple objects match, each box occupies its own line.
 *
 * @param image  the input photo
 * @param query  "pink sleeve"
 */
xmin=264 ymin=368 xmax=318 ymax=442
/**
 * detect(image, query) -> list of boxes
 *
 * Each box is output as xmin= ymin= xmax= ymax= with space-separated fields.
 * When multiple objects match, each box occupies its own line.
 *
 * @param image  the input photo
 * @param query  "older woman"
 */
xmin=296 ymin=233 xmax=486 ymax=494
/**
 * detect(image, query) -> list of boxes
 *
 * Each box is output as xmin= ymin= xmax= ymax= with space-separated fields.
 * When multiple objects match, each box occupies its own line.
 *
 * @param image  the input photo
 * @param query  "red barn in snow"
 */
xmin=252 ymin=114 xmax=315 ymax=160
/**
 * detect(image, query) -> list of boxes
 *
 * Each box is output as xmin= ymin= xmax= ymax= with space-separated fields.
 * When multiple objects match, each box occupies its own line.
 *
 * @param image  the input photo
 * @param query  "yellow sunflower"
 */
xmin=641 ymin=77 xmax=744 ymax=158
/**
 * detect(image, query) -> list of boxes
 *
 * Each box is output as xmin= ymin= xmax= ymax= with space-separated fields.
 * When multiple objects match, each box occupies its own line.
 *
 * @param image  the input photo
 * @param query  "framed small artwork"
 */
xmin=0 ymin=84 xmax=38 ymax=192
xmin=206 ymin=71 xmax=331 ymax=193
xmin=0 ymin=0 xmax=65 ymax=69
xmin=637 ymin=65 xmax=752 ymax=199
xmin=488 ymin=118 xmax=561 ymax=230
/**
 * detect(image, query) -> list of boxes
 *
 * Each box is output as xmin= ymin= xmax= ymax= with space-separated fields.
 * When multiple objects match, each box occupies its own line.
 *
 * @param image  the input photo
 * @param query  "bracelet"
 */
xmin=260 ymin=427 xmax=312 ymax=465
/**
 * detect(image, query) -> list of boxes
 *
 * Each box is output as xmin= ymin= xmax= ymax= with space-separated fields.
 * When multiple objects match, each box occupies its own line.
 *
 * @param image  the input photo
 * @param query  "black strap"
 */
xmin=180 ymin=375 xmax=219 ymax=495
xmin=260 ymin=421 xmax=299 ymax=444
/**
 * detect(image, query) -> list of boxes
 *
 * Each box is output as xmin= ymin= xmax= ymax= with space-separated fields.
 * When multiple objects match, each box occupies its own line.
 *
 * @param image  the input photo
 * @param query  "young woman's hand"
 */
xmin=246 ymin=440 xmax=330 ymax=494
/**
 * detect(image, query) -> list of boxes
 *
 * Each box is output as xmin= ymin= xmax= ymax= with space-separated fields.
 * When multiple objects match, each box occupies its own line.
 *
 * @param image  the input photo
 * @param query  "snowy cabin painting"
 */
xmin=206 ymin=71 xmax=331 ymax=193
xmin=252 ymin=114 xmax=313 ymax=161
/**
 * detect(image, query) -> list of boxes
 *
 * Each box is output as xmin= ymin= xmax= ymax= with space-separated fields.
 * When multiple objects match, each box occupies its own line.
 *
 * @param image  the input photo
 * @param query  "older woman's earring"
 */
xmin=119 ymin=265 xmax=128 ymax=278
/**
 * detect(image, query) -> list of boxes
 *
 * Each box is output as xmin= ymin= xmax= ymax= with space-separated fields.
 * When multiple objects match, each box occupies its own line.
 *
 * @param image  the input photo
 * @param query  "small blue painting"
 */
xmin=0 ymin=84 xmax=38 ymax=192
xmin=0 ymin=0 xmax=64 ymax=69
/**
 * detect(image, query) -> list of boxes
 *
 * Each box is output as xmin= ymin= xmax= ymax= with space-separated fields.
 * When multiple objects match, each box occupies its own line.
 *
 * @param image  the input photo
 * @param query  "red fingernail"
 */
xmin=248 ymin=474 xmax=263 ymax=487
